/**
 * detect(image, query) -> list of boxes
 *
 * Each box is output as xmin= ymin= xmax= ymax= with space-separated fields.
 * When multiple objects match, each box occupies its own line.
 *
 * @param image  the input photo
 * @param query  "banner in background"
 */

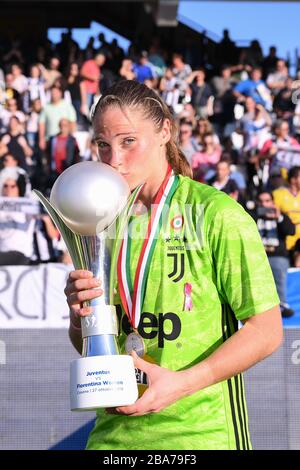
xmin=0 ymin=264 xmax=71 ymax=328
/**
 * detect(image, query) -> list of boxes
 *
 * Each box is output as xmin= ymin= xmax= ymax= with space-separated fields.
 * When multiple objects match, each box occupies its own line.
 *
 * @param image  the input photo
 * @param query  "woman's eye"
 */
xmin=98 ymin=142 xmax=109 ymax=149
xmin=123 ymin=138 xmax=135 ymax=145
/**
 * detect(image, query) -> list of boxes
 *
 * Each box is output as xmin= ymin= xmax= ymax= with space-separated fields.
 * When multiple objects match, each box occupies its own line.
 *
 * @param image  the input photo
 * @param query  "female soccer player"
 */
xmin=65 ymin=80 xmax=282 ymax=450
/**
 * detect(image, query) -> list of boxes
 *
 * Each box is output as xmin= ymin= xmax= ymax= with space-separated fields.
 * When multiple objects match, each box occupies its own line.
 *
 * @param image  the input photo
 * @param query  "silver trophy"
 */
xmin=34 ymin=161 xmax=138 ymax=411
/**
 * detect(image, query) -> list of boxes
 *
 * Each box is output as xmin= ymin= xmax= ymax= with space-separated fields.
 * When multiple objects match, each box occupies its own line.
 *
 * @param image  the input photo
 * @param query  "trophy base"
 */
xmin=70 ymin=355 xmax=138 ymax=411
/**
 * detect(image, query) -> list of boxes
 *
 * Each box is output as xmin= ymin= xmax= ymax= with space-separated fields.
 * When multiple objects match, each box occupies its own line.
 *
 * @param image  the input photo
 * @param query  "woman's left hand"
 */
xmin=106 ymin=352 xmax=189 ymax=417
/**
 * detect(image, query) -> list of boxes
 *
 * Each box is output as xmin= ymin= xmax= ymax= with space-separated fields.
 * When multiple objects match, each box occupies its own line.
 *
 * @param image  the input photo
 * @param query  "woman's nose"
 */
xmin=109 ymin=147 xmax=122 ymax=169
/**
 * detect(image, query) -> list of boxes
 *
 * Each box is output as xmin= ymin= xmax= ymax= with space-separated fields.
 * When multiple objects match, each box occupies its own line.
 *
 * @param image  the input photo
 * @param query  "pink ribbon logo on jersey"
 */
xmin=184 ymin=283 xmax=193 ymax=311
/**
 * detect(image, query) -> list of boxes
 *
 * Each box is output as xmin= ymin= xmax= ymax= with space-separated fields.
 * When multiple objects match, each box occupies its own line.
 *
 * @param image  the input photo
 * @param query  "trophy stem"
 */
xmin=82 ymin=335 xmax=120 ymax=357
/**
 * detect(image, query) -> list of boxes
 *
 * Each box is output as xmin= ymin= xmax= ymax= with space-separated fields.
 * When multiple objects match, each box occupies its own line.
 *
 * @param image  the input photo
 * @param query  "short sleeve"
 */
xmin=208 ymin=196 xmax=280 ymax=320
xmin=67 ymin=104 xmax=77 ymax=123
xmin=39 ymin=109 xmax=46 ymax=123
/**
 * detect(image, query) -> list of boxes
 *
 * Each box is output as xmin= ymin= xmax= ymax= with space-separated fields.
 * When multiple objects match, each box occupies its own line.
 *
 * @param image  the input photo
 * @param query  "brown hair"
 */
xmin=92 ymin=80 xmax=192 ymax=178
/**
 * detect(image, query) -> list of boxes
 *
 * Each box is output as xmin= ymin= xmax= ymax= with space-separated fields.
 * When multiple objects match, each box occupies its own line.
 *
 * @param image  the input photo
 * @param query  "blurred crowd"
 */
xmin=1 ymin=30 xmax=300 ymax=316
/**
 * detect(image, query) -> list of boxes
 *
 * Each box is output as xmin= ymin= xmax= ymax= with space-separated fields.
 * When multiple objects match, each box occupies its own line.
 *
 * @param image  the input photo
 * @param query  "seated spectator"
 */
xmin=192 ymin=132 xmax=222 ymax=181
xmin=0 ymin=160 xmax=31 ymax=196
xmin=273 ymin=166 xmax=300 ymax=253
xmin=119 ymin=58 xmax=136 ymax=81
xmin=239 ymin=99 xmax=272 ymax=152
xmin=266 ymin=59 xmax=289 ymax=96
xmin=273 ymin=77 xmax=297 ymax=123
xmin=208 ymin=159 xmax=239 ymax=201
xmin=3 ymin=73 xmax=20 ymax=106
xmin=11 ymin=63 xmax=28 ymax=95
xmin=47 ymin=118 xmax=80 ymax=185
xmin=254 ymin=190 xmax=295 ymax=317
xmin=179 ymin=121 xmax=198 ymax=165
xmin=38 ymin=85 xmax=77 ymax=150
xmin=234 ymin=67 xmax=272 ymax=111
xmin=0 ymin=97 xmax=26 ymax=133
xmin=22 ymin=64 xmax=46 ymax=113
xmin=192 ymin=118 xmax=220 ymax=150
xmin=186 ymin=68 xmax=214 ymax=119
xmin=159 ymin=67 xmax=180 ymax=110
xmin=171 ymin=53 xmax=192 ymax=103
xmin=260 ymin=119 xmax=300 ymax=178
xmin=177 ymin=103 xmax=197 ymax=128
xmin=0 ymin=172 xmax=35 ymax=265
xmin=0 ymin=116 xmax=33 ymax=170
xmin=133 ymin=51 xmax=155 ymax=84
xmin=26 ymin=98 xmax=42 ymax=153
xmin=39 ymin=56 xmax=62 ymax=90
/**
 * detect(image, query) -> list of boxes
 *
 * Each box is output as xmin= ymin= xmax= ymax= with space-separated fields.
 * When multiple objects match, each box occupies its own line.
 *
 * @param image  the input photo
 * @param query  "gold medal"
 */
xmin=125 ymin=331 xmax=147 ymax=358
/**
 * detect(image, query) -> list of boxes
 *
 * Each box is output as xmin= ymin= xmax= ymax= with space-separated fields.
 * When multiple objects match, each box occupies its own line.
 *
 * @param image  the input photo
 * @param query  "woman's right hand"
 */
xmin=64 ymin=270 xmax=103 ymax=327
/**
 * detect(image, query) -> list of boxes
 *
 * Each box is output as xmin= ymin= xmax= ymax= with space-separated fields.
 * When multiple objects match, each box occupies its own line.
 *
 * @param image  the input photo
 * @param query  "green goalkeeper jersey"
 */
xmin=86 ymin=175 xmax=279 ymax=450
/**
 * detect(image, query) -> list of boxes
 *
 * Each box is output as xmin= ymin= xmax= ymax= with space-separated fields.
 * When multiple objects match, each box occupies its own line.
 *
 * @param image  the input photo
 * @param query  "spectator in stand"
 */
xmin=186 ymin=68 xmax=214 ymax=119
xmin=11 ymin=63 xmax=28 ymax=95
xmin=192 ymin=118 xmax=220 ymax=150
xmin=192 ymin=132 xmax=222 ymax=181
xmin=171 ymin=53 xmax=192 ymax=103
xmin=0 ymin=172 xmax=34 ymax=265
xmin=273 ymin=166 xmax=300 ymax=253
xmin=39 ymin=56 xmax=62 ymax=90
xmin=148 ymin=44 xmax=166 ymax=78
xmin=273 ymin=77 xmax=296 ymax=126
xmin=0 ymin=154 xmax=31 ymax=195
xmin=26 ymin=98 xmax=42 ymax=153
xmin=38 ymin=85 xmax=77 ymax=150
xmin=47 ymin=118 xmax=79 ymax=185
xmin=119 ymin=58 xmax=136 ymax=81
xmin=260 ymin=120 xmax=300 ymax=180
xmin=208 ymin=159 xmax=239 ymax=201
xmin=246 ymin=40 xmax=264 ymax=68
xmin=266 ymin=59 xmax=289 ymax=96
xmin=234 ymin=67 xmax=272 ymax=111
xmin=240 ymin=99 xmax=272 ymax=153
xmin=210 ymin=65 xmax=236 ymax=137
xmin=0 ymin=116 xmax=33 ymax=170
xmin=23 ymin=64 xmax=46 ymax=113
xmin=0 ymin=97 xmax=26 ymax=133
xmin=178 ymin=121 xmax=198 ymax=165
xmin=85 ymin=37 xmax=95 ymax=61
xmin=177 ymin=103 xmax=197 ymax=128
xmin=80 ymin=51 xmax=105 ymax=108
xmin=5 ymin=73 xmax=20 ymax=104
xmin=66 ymin=62 xmax=87 ymax=123
xmin=133 ymin=51 xmax=154 ymax=84
xmin=262 ymin=46 xmax=279 ymax=78
xmin=159 ymin=67 xmax=180 ymax=110
xmin=216 ymin=29 xmax=237 ymax=66
xmin=255 ymin=190 xmax=295 ymax=317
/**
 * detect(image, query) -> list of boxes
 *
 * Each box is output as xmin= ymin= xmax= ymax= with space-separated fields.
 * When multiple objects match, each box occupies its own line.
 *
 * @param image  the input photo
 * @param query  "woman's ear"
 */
xmin=161 ymin=118 xmax=171 ymax=145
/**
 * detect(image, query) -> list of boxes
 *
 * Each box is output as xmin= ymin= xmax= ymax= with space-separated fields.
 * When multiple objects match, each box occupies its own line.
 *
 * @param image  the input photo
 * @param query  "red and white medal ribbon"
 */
xmin=117 ymin=165 xmax=179 ymax=329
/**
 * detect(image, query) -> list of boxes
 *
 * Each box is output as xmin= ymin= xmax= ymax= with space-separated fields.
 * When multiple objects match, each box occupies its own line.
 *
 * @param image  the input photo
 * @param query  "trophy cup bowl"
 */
xmin=34 ymin=161 xmax=139 ymax=411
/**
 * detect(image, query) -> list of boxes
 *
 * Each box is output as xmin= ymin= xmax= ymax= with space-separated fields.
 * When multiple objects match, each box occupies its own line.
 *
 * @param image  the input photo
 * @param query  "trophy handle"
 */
xmin=33 ymin=190 xmax=86 ymax=270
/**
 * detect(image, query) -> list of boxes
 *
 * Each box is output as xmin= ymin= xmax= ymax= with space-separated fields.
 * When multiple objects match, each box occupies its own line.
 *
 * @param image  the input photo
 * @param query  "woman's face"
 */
xmin=70 ymin=63 xmax=78 ymax=76
xmin=93 ymin=106 xmax=170 ymax=190
xmin=31 ymin=66 xmax=40 ymax=78
xmin=2 ymin=178 xmax=19 ymax=197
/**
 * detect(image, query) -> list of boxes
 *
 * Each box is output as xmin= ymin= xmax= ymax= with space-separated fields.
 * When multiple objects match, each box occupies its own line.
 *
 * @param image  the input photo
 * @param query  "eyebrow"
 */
xmin=95 ymin=131 xmax=138 ymax=140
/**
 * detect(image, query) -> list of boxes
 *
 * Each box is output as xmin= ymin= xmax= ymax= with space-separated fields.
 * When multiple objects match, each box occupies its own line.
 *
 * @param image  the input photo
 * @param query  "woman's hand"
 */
xmin=64 ymin=270 xmax=103 ymax=326
xmin=107 ymin=352 xmax=189 ymax=417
